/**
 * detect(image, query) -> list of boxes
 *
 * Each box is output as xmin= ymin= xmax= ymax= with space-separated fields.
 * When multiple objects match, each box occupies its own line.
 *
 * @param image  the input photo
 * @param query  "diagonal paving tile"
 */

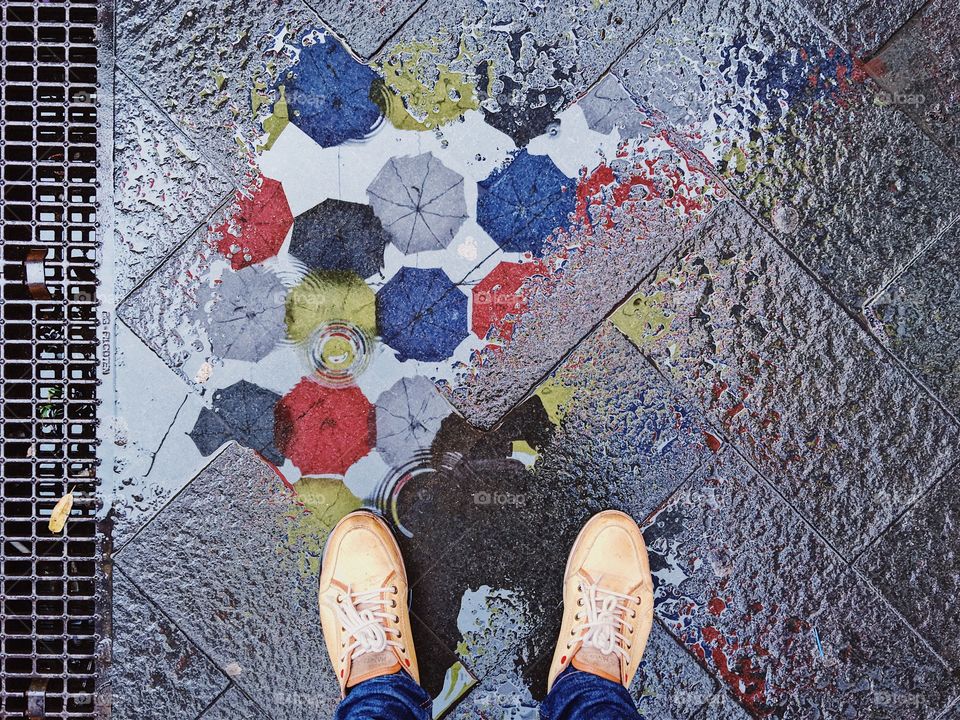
xmin=201 ymin=686 xmax=270 ymax=720
xmin=801 ymin=0 xmax=925 ymax=56
xmin=116 ymin=444 xmax=342 ymax=720
xmin=444 ymin=121 xmax=726 ymax=428
xmin=109 ymin=321 xmax=209 ymax=549
xmin=115 ymin=0 xmax=322 ymax=182
xmin=301 ymin=0 xmax=424 ymax=59
xmin=113 ymin=73 xmax=234 ymax=300
xmin=116 ymin=222 xmax=224 ymax=389
xmin=377 ymin=0 xmax=676 ymax=144
xmin=643 ymin=449 xmax=957 ymax=718
xmin=864 ymin=0 xmax=960 ymax=162
xmin=856 ymin=471 xmax=960 ymax=670
xmin=613 ymin=0 xmax=960 ymax=309
xmin=613 ymin=203 xmax=960 ymax=558
xmin=866 ymin=223 xmax=960 ymax=419
xmin=109 ymin=566 xmax=229 ymax=720
xmin=692 ymin=689 xmax=752 ymax=720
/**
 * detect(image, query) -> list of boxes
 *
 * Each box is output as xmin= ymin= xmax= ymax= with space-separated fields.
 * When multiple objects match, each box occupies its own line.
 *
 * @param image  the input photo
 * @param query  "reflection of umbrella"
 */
xmin=366 ymin=152 xmax=467 ymax=254
xmin=214 ymin=177 xmax=293 ymax=270
xmin=203 ymin=266 xmax=287 ymax=362
xmin=577 ymin=75 xmax=646 ymax=139
xmin=375 ymin=376 xmax=452 ymax=465
xmin=188 ymin=380 xmax=283 ymax=464
xmin=476 ymin=150 xmax=575 ymax=256
xmin=275 ymin=379 xmax=374 ymax=475
xmin=289 ymin=199 xmax=389 ymax=279
xmin=284 ymin=38 xmax=382 ymax=148
xmin=285 ymin=270 xmax=376 ymax=343
xmin=376 ymin=267 xmax=468 ymax=362
xmin=471 ymin=261 xmax=544 ymax=342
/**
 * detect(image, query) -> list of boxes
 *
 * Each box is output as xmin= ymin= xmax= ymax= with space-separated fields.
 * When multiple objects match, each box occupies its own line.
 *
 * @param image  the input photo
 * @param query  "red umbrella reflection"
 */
xmin=215 ymin=176 xmax=293 ymax=270
xmin=274 ymin=379 xmax=375 ymax=475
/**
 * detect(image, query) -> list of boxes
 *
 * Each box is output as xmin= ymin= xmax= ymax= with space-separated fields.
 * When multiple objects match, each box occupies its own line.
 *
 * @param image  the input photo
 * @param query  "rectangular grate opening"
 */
xmin=1 ymin=1 xmax=101 ymax=718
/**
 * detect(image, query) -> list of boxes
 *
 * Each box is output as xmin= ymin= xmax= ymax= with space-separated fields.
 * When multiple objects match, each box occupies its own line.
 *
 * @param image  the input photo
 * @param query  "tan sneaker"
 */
xmin=319 ymin=510 xmax=420 ymax=696
xmin=547 ymin=510 xmax=654 ymax=692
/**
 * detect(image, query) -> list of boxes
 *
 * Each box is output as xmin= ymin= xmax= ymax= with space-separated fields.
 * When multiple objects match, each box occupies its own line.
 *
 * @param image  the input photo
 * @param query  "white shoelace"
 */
xmin=572 ymin=579 xmax=639 ymax=660
xmin=330 ymin=585 xmax=402 ymax=666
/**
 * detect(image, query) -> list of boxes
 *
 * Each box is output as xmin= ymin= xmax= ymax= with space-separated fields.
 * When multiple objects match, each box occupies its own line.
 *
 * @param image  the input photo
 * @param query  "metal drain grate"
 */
xmin=1 ymin=1 xmax=101 ymax=718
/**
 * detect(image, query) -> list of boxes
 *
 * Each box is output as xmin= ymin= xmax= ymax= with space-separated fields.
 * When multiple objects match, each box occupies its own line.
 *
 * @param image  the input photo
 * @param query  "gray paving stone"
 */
xmin=630 ymin=622 xmax=719 ymax=719
xmin=117 ymin=222 xmax=220 ymax=387
xmin=615 ymin=203 xmax=960 ymax=558
xmin=532 ymin=322 xmax=715 ymax=523
xmin=643 ymin=450 xmax=956 ymax=718
xmin=691 ymin=689 xmax=752 ymax=720
xmin=867 ymin=224 xmax=960 ymax=419
xmin=302 ymin=0 xmax=423 ymax=58
xmin=116 ymin=444 xmax=341 ymax=720
xmin=802 ymin=0 xmax=925 ymax=56
xmin=114 ymin=73 xmax=233 ymax=300
xmin=857 ymin=473 xmax=960 ymax=670
xmin=201 ymin=686 xmax=270 ymax=720
xmin=614 ymin=0 xmax=960 ymax=308
xmin=444 ymin=133 xmax=725 ymax=428
xmin=110 ymin=567 xmax=228 ymax=720
xmin=380 ymin=0 xmax=675 ymax=144
xmin=110 ymin=322 xmax=209 ymax=549
xmin=865 ymin=0 xmax=960 ymax=161
xmin=115 ymin=0 xmax=321 ymax=182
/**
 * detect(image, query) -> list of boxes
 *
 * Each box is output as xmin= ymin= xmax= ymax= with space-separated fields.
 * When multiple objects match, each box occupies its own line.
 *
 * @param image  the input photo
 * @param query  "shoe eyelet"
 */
xmin=397 ymin=631 xmax=402 ymax=639
xmin=566 ymin=643 xmax=572 ymax=650
xmin=336 ymin=594 xmax=343 ymax=603
xmin=391 ymin=585 xmax=398 ymax=594
xmin=393 ymin=615 xmax=400 ymax=623
xmin=570 ymin=629 xmax=576 ymax=636
xmin=577 ymin=583 xmax=582 ymax=592
xmin=577 ymin=599 xmax=583 ymax=606
xmin=390 ymin=600 xmax=397 ymax=608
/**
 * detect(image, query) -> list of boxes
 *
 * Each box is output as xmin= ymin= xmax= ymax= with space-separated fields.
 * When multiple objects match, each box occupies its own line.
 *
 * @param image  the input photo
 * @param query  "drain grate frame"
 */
xmin=1 ymin=1 xmax=103 ymax=718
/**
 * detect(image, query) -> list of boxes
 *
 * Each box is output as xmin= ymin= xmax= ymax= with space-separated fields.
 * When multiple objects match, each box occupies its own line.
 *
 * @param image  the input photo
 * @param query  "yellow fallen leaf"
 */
xmin=48 ymin=491 xmax=74 ymax=533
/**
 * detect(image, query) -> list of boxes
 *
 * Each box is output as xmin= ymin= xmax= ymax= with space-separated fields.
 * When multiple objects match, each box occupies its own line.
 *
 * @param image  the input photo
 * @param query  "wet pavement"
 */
xmin=102 ymin=0 xmax=960 ymax=717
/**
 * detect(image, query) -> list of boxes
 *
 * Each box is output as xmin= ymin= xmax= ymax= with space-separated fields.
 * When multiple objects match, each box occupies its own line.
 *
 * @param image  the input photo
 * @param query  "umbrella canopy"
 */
xmin=471 ymin=260 xmax=544 ymax=342
xmin=375 ymin=376 xmax=452 ymax=465
xmin=274 ymin=379 xmax=375 ymax=475
xmin=476 ymin=149 xmax=575 ymax=256
xmin=202 ymin=265 xmax=287 ymax=362
xmin=285 ymin=270 xmax=376 ymax=343
xmin=376 ymin=267 xmax=468 ymax=362
xmin=577 ymin=75 xmax=646 ymax=139
xmin=366 ymin=152 xmax=468 ymax=254
xmin=214 ymin=177 xmax=293 ymax=270
xmin=188 ymin=380 xmax=284 ymax=464
xmin=283 ymin=37 xmax=382 ymax=148
xmin=289 ymin=199 xmax=389 ymax=279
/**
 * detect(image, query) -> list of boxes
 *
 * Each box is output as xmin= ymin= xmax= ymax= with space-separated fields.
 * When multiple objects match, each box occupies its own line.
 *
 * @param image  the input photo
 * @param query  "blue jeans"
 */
xmin=334 ymin=668 xmax=641 ymax=720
